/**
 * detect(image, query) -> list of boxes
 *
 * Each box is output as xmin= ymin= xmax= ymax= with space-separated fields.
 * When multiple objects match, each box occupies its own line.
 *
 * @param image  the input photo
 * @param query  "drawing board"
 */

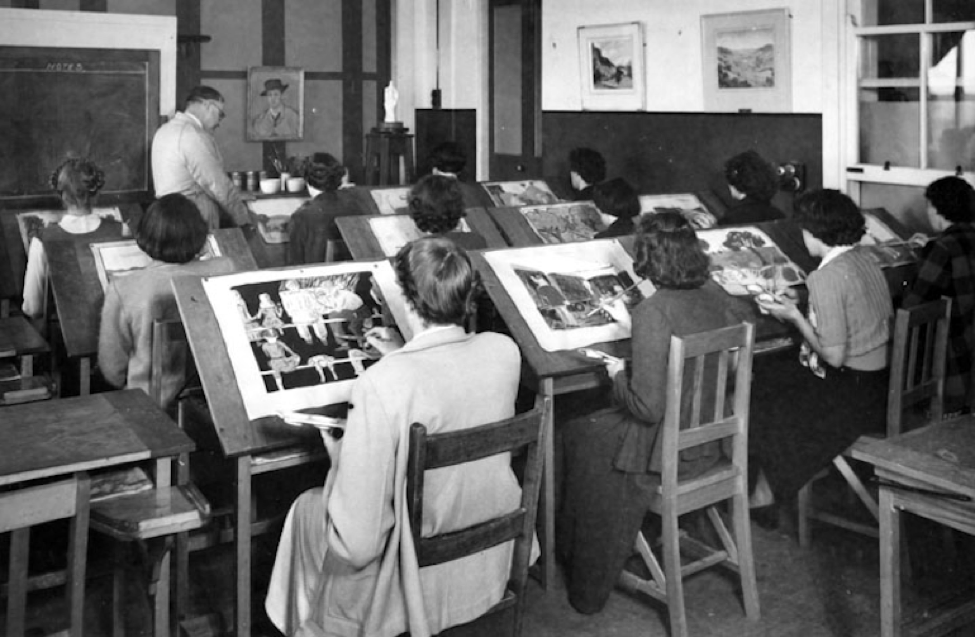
xmin=17 ymin=207 xmax=124 ymax=250
xmin=483 ymin=240 xmax=654 ymax=352
xmin=247 ymin=196 xmax=309 ymax=244
xmin=368 ymin=187 xmax=412 ymax=216
xmin=638 ymin=193 xmax=717 ymax=229
xmin=200 ymin=261 xmax=411 ymax=420
xmin=369 ymin=216 xmax=473 ymax=257
xmin=519 ymin=202 xmax=614 ymax=244
xmin=90 ymin=235 xmax=221 ymax=291
xmin=481 ymin=180 xmax=560 ymax=207
xmin=697 ymin=226 xmax=805 ymax=296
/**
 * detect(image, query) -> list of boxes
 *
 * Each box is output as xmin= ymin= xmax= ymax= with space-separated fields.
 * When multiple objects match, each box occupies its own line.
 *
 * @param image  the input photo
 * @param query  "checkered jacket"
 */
xmin=903 ymin=223 xmax=975 ymax=412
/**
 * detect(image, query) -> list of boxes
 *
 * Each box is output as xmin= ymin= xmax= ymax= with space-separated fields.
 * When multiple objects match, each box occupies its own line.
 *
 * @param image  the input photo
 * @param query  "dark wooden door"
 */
xmin=488 ymin=0 xmax=542 ymax=180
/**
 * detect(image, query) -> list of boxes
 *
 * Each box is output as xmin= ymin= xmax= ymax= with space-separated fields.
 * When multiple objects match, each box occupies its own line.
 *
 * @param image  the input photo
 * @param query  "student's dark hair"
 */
xmin=305 ymin=152 xmax=346 ymax=192
xmin=394 ymin=237 xmax=477 ymax=327
xmin=409 ymin=174 xmax=465 ymax=234
xmin=184 ymin=85 xmax=223 ymax=109
xmin=569 ymin=147 xmax=606 ymax=186
xmin=633 ymin=212 xmax=710 ymax=289
xmin=428 ymin=141 xmax=467 ymax=175
xmin=725 ymin=150 xmax=778 ymax=203
xmin=793 ymin=189 xmax=865 ymax=246
xmin=592 ymin=178 xmax=640 ymax=219
xmin=50 ymin=157 xmax=105 ymax=209
xmin=925 ymin=176 xmax=975 ymax=224
xmin=136 ymin=193 xmax=209 ymax=264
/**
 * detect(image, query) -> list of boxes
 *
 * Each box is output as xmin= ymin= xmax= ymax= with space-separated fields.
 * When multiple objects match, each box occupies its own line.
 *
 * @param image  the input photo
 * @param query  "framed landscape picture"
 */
xmin=701 ymin=8 xmax=791 ymax=112
xmin=577 ymin=22 xmax=645 ymax=111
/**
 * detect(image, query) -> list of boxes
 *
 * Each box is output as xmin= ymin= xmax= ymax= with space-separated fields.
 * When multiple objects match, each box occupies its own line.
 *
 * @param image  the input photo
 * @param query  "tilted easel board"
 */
xmin=336 ymin=208 xmax=507 ymax=261
xmin=47 ymin=228 xmax=256 ymax=358
xmin=173 ymin=260 xmax=412 ymax=458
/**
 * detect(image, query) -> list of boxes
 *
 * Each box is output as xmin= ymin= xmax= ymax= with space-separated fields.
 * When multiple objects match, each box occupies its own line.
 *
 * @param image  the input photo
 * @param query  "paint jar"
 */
xmin=247 ymin=171 xmax=259 ymax=191
xmin=231 ymin=171 xmax=243 ymax=189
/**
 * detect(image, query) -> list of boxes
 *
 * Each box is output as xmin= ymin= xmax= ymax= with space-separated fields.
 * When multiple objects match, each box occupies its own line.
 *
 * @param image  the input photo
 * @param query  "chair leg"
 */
xmin=175 ymin=530 xmax=190 ymax=629
xmin=797 ymin=481 xmax=813 ymax=549
xmin=662 ymin=506 xmax=688 ymax=637
xmin=67 ymin=476 xmax=90 ymax=637
xmin=7 ymin=527 xmax=30 ymax=637
xmin=731 ymin=491 xmax=760 ymax=619
xmin=879 ymin=489 xmax=901 ymax=637
xmin=111 ymin=542 xmax=127 ymax=637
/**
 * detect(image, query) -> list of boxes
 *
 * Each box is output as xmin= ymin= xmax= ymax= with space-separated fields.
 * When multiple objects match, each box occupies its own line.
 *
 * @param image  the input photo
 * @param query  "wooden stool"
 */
xmin=364 ymin=128 xmax=415 ymax=185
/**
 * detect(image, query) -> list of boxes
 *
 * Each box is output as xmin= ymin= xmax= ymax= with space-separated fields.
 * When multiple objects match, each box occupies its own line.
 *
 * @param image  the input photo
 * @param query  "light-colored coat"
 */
xmin=266 ymin=326 xmax=523 ymax=637
xmin=151 ymin=112 xmax=251 ymax=228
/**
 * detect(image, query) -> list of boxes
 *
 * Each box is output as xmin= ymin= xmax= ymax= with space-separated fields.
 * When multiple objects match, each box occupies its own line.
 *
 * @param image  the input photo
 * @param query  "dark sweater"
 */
xmin=721 ymin=197 xmax=785 ymax=226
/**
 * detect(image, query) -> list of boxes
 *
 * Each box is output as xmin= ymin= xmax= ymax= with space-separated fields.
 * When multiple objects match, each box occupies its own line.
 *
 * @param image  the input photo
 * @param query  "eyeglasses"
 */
xmin=207 ymin=100 xmax=226 ymax=121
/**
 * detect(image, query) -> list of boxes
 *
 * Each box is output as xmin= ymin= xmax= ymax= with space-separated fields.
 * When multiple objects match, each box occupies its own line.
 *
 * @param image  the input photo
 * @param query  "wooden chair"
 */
xmin=617 ymin=323 xmax=759 ymax=637
xmin=797 ymin=298 xmax=952 ymax=547
xmin=2 ymin=473 xmax=90 ymax=637
xmin=406 ymin=398 xmax=548 ymax=637
xmin=89 ymin=318 xmax=212 ymax=637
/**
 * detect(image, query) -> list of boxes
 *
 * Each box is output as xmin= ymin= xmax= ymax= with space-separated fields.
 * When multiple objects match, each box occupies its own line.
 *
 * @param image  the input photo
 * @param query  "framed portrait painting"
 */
xmin=701 ymin=9 xmax=792 ymax=112
xmin=577 ymin=22 xmax=645 ymax=111
xmin=247 ymin=66 xmax=304 ymax=141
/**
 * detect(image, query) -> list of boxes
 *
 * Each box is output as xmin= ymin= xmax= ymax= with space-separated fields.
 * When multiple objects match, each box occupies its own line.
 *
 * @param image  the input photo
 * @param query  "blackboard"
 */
xmin=0 ymin=46 xmax=159 ymax=207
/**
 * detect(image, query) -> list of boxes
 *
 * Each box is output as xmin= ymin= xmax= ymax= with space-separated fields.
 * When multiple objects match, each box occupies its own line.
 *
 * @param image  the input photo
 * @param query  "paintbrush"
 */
xmin=586 ymin=280 xmax=643 ymax=317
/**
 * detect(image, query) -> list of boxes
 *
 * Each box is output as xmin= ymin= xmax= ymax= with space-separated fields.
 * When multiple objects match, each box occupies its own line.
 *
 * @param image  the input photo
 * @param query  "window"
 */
xmin=855 ymin=1 xmax=975 ymax=172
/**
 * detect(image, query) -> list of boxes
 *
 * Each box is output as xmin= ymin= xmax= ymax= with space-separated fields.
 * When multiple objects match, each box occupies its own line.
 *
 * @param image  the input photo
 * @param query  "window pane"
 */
xmin=860 ymin=0 xmax=924 ymax=27
xmin=860 ymin=35 xmax=920 ymax=79
xmin=928 ymin=31 xmax=975 ymax=170
xmin=933 ymin=0 xmax=975 ymax=23
xmin=859 ymin=88 xmax=921 ymax=167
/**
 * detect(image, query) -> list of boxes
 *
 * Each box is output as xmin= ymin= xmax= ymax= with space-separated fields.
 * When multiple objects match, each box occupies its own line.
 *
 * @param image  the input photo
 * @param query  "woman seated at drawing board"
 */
xmin=592 ymin=177 xmax=640 ymax=239
xmin=265 ymin=236 xmax=534 ymax=637
xmin=22 ymin=157 xmax=124 ymax=319
xmin=720 ymin=150 xmax=785 ymax=226
xmin=409 ymin=174 xmax=488 ymax=250
xmin=287 ymin=152 xmax=354 ymax=265
xmin=557 ymin=211 xmax=751 ymax=614
xmin=749 ymin=189 xmax=892 ymax=524
xmin=98 ymin=193 xmax=236 ymax=412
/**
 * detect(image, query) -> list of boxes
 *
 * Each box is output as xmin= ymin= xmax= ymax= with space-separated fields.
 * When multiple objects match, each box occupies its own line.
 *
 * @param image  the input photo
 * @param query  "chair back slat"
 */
xmin=406 ymin=397 xmax=549 ymax=618
xmin=888 ymin=298 xmax=951 ymax=436
xmin=659 ymin=323 xmax=755 ymax=490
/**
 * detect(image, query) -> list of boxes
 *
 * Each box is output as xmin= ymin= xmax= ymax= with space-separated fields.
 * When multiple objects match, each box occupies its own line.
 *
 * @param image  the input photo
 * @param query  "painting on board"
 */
xmin=91 ymin=236 xmax=222 ymax=291
xmin=248 ymin=196 xmax=309 ymax=244
xmin=697 ymin=226 xmax=805 ymax=296
xmin=201 ymin=261 xmax=411 ymax=420
xmin=638 ymin=194 xmax=717 ymax=229
xmin=369 ymin=215 xmax=473 ymax=257
xmin=17 ymin=207 xmax=124 ymax=250
xmin=369 ymin=187 xmax=412 ymax=216
xmin=481 ymin=180 xmax=559 ymax=207
xmin=520 ymin=202 xmax=613 ymax=244
xmin=484 ymin=240 xmax=654 ymax=352
xmin=247 ymin=66 xmax=304 ymax=141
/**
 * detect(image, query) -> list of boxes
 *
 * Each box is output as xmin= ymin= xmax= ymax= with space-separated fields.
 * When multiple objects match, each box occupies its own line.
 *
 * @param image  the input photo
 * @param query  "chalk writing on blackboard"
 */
xmin=0 ymin=47 xmax=159 ymax=202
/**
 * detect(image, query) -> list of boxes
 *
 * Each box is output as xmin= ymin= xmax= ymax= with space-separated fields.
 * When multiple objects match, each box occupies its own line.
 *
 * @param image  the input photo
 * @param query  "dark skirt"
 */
xmin=749 ymin=350 xmax=889 ymax=500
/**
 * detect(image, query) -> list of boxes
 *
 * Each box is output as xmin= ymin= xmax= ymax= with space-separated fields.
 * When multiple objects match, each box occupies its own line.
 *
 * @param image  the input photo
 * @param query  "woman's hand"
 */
xmin=605 ymin=356 xmax=626 ymax=380
xmin=755 ymin=294 xmax=801 ymax=323
xmin=364 ymin=326 xmax=405 ymax=356
xmin=601 ymin=299 xmax=632 ymax=331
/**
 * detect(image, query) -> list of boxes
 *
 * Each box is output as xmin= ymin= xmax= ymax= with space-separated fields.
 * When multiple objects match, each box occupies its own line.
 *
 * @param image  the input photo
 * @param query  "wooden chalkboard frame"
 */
xmin=0 ymin=46 xmax=160 ymax=208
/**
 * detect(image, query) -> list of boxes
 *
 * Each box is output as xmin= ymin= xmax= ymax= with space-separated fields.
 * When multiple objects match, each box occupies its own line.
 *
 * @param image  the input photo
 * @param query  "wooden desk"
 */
xmin=45 ymin=228 xmax=257 ymax=395
xmin=336 ymin=208 xmax=507 ymax=260
xmin=0 ymin=390 xmax=196 ymax=634
xmin=856 ymin=415 xmax=975 ymax=637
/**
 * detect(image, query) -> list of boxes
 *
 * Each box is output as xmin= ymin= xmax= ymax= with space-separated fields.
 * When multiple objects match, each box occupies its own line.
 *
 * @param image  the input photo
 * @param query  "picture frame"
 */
xmin=577 ymin=22 xmax=645 ymax=111
xmin=701 ymin=9 xmax=792 ymax=113
xmin=247 ymin=66 xmax=305 ymax=141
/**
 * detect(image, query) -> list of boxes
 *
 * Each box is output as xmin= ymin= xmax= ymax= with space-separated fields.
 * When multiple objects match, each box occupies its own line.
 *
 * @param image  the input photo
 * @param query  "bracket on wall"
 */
xmin=177 ymin=34 xmax=211 ymax=58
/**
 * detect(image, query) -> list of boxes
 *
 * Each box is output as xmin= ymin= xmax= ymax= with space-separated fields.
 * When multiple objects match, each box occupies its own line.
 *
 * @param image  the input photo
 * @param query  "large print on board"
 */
xmin=696 ymin=226 xmax=805 ymax=296
xmin=201 ymin=261 xmax=409 ymax=420
xmin=484 ymin=239 xmax=655 ymax=352
xmin=520 ymin=202 xmax=612 ymax=244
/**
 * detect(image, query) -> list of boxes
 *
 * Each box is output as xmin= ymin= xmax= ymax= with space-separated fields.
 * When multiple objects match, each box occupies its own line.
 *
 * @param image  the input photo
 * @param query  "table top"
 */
xmin=46 ymin=228 xmax=257 ymax=358
xmin=0 ymin=389 xmax=195 ymax=486
xmin=0 ymin=316 xmax=48 ymax=358
xmin=856 ymin=414 xmax=975 ymax=500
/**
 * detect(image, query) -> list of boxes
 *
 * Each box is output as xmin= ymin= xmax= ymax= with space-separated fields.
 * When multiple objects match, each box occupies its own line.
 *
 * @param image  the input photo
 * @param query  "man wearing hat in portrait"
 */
xmin=252 ymin=78 xmax=300 ymax=139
